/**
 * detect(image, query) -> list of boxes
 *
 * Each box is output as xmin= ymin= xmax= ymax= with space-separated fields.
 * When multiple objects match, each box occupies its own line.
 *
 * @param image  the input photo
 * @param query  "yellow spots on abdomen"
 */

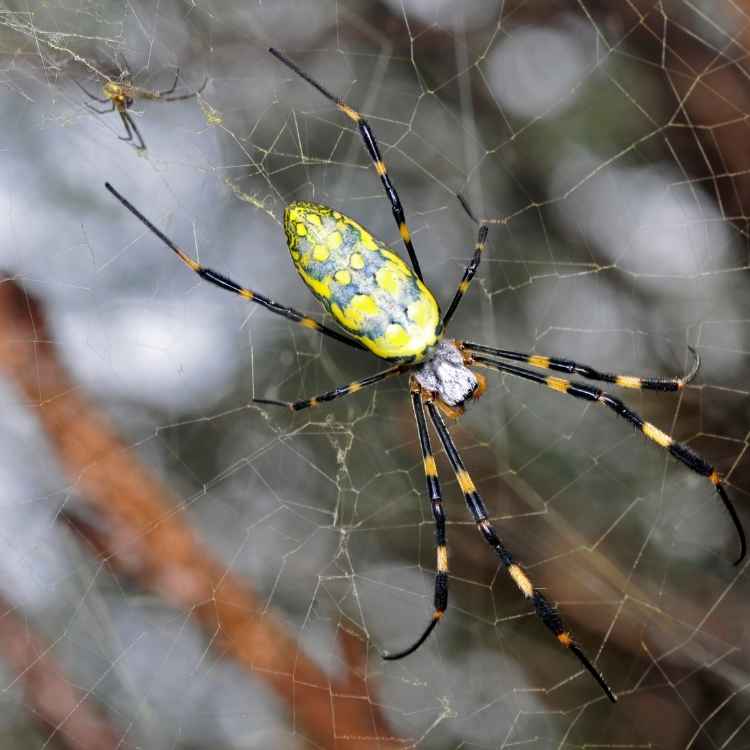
xmin=332 ymin=294 xmax=380 ymax=331
xmin=326 ymin=231 xmax=343 ymax=250
xmin=351 ymin=294 xmax=379 ymax=316
xmin=283 ymin=200 xmax=442 ymax=361
xmin=407 ymin=295 xmax=437 ymax=329
xmin=384 ymin=324 xmax=408 ymax=348
xmin=376 ymin=266 xmax=403 ymax=295
xmin=313 ymin=245 xmax=329 ymax=262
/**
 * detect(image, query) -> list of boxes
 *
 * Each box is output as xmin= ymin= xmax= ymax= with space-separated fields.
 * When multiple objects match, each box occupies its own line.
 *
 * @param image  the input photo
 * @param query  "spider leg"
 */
xmin=426 ymin=400 xmax=617 ymax=703
xmin=158 ymin=69 xmax=180 ymax=96
xmin=73 ymin=79 xmax=109 ymax=104
xmin=254 ymin=363 xmax=409 ymax=411
xmin=117 ymin=110 xmax=133 ymax=142
xmin=84 ymin=101 xmax=115 ymax=115
xmin=105 ymin=183 xmax=369 ymax=354
xmin=442 ymin=196 xmax=489 ymax=329
xmin=125 ymin=112 xmax=146 ymax=150
xmin=383 ymin=387 xmax=449 ymax=660
xmin=118 ymin=53 xmax=133 ymax=81
xmin=162 ymin=76 xmax=208 ymax=101
xmin=117 ymin=111 xmax=146 ymax=150
xmin=472 ymin=354 xmax=746 ymax=565
xmin=269 ymin=47 xmax=424 ymax=283
xmin=462 ymin=342 xmax=700 ymax=391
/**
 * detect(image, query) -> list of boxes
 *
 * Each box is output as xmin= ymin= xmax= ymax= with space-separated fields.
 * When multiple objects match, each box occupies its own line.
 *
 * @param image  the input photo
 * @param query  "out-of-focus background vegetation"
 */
xmin=0 ymin=1 xmax=748 ymax=748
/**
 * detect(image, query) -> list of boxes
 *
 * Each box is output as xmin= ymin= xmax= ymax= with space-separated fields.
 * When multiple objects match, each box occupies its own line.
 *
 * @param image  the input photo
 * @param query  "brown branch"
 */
xmin=0 ymin=595 xmax=127 ymax=749
xmin=0 ymin=277 xmax=406 ymax=749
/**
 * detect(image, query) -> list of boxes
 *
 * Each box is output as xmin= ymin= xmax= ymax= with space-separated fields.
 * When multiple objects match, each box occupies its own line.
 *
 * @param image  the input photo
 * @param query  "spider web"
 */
xmin=0 ymin=1 xmax=748 ymax=748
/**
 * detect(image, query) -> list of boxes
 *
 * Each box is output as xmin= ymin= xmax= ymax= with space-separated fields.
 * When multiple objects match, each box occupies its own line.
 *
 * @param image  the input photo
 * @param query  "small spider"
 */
xmin=76 ymin=68 xmax=207 ymax=150
xmin=104 ymin=48 xmax=746 ymax=704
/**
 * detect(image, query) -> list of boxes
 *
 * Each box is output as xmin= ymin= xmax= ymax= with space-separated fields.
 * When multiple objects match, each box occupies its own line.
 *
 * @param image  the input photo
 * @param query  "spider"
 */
xmin=104 ymin=47 xmax=746 ymax=704
xmin=76 ymin=68 xmax=208 ymax=151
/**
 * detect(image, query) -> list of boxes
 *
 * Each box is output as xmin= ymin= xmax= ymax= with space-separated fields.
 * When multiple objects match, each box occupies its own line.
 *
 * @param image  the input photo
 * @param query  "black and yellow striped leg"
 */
xmin=426 ymin=400 xmax=617 ymax=702
xmin=104 ymin=183 xmax=368 ymax=354
xmin=383 ymin=389 xmax=449 ymax=660
xmin=442 ymin=220 xmax=489 ymax=329
xmin=269 ymin=47 xmax=424 ymax=282
xmin=471 ymin=355 xmax=746 ymax=564
xmin=462 ymin=341 xmax=700 ymax=391
xmin=253 ymin=364 xmax=409 ymax=412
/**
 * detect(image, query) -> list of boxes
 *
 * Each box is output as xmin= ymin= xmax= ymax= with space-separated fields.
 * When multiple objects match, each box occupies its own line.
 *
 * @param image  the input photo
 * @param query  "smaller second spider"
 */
xmin=76 ymin=68 xmax=208 ymax=151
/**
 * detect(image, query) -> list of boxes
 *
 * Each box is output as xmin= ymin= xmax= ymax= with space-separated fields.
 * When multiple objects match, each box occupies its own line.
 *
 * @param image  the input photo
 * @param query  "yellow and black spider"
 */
xmin=104 ymin=48 xmax=746 ymax=704
xmin=76 ymin=68 xmax=207 ymax=151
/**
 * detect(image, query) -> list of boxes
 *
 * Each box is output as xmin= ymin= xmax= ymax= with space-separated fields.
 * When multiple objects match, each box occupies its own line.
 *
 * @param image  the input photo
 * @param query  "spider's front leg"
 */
xmin=105 ymin=183 xmax=368 ymax=353
xmin=269 ymin=47 xmax=424 ymax=282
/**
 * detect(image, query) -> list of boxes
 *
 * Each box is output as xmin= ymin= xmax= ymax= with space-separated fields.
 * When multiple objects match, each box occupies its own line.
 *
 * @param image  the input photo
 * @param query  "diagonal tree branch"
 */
xmin=0 ymin=276 xmax=407 ymax=750
xmin=0 ymin=595 xmax=127 ymax=749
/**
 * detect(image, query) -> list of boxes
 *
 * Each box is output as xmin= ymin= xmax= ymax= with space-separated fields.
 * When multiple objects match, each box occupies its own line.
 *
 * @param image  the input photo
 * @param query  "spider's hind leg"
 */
xmin=426 ymin=399 xmax=617 ymax=702
xmin=383 ymin=385 xmax=449 ymax=660
xmin=117 ymin=111 xmax=146 ymax=150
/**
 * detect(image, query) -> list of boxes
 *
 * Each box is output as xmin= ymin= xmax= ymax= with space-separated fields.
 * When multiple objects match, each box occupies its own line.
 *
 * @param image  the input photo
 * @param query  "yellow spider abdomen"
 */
xmin=284 ymin=201 xmax=441 ymax=361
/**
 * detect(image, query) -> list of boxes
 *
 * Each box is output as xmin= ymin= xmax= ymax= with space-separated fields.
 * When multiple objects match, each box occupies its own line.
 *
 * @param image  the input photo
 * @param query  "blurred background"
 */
xmin=0 ymin=0 xmax=748 ymax=747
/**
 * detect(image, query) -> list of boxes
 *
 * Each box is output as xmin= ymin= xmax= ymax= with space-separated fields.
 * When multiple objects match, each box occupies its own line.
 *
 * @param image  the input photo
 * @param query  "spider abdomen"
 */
xmin=284 ymin=201 xmax=441 ymax=361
